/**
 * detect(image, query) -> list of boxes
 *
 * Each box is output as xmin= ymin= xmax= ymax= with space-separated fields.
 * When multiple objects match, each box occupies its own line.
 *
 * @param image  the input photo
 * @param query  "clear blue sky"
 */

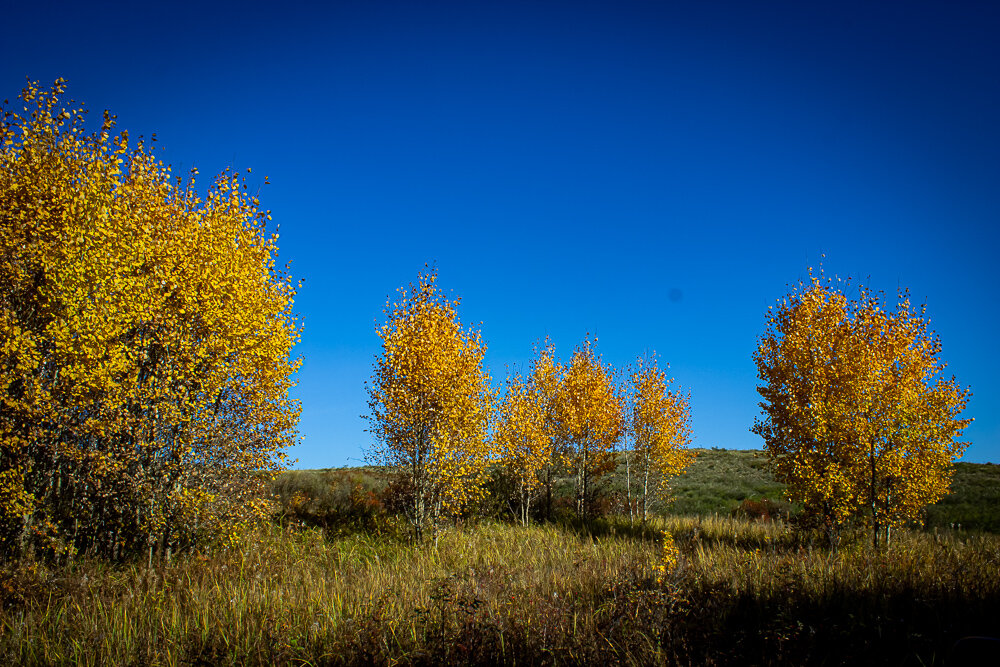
xmin=4 ymin=1 xmax=998 ymax=465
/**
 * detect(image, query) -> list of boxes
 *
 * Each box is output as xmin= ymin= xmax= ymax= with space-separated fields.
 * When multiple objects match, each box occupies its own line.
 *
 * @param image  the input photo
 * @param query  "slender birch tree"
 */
xmin=365 ymin=269 xmax=492 ymax=540
xmin=625 ymin=354 xmax=695 ymax=523
xmin=495 ymin=341 xmax=562 ymax=525
xmin=552 ymin=336 xmax=623 ymax=520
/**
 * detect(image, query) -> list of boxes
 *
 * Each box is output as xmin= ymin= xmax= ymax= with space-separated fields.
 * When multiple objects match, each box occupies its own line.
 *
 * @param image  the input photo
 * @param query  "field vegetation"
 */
xmin=8 ymin=452 xmax=997 ymax=665
xmin=3 ymin=500 xmax=999 ymax=665
xmin=279 ymin=450 xmax=1000 ymax=535
xmin=924 ymin=462 xmax=1000 ymax=533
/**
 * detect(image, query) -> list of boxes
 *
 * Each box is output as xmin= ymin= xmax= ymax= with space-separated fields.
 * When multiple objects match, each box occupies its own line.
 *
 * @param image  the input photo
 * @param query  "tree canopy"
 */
xmin=552 ymin=337 xmax=624 ymax=520
xmin=753 ymin=270 xmax=971 ymax=547
xmin=494 ymin=341 xmax=561 ymax=525
xmin=0 ymin=80 xmax=300 ymax=561
xmin=625 ymin=354 xmax=695 ymax=523
xmin=365 ymin=269 xmax=492 ymax=539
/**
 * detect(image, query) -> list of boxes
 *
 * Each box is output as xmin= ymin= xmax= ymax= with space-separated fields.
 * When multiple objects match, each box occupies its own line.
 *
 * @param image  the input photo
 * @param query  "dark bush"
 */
xmin=732 ymin=497 xmax=790 ymax=522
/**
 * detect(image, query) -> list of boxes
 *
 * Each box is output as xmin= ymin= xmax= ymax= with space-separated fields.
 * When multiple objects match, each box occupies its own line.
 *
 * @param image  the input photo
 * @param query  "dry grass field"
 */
xmin=3 ymin=515 xmax=999 ymax=665
xmin=3 ymin=450 xmax=999 ymax=665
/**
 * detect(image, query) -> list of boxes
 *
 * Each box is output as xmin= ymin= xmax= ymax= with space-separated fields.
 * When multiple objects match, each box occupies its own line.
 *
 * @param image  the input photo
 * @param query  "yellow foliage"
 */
xmin=753 ymin=268 xmax=972 ymax=547
xmin=625 ymin=354 xmax=695 ymax=523
xmin=552 ymin=336 xmax=624 ymax=519
xmin=495 ymin=341 xmax=563 ymax=525
xmin=0 ymin=80 xmax=300 ymax=559
xmin=654 ymin=530 xmax=680 ymax=583
xmin=366 ymin=269 xmax=492 ymax=539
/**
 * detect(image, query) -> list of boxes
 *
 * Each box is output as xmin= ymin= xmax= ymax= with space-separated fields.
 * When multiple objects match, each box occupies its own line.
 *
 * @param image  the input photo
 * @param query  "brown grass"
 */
xmin=2 ymin=516 xmax=998 ymax=665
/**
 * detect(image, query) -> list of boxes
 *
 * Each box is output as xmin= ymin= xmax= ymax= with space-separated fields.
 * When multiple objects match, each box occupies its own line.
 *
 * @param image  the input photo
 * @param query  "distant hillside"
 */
xmin=280 ymin=448 xmax=1000 ymax=532
xmin=667 ymin=448 xmax=784 ymax=515
xmin=925 ymin=461 xmax=1000 ymax=532
xmin=667 ymin=448 xmax=1000 ymax=532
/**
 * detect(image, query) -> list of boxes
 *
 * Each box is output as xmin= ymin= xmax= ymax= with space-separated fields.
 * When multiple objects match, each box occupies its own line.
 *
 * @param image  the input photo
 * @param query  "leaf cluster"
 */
xmin=753 ymin=268 xmax=971 ymax=545
xmin=365 ymin=269 xmax=491 ymax=537
xmin=366 ymin=275 xmax=697 ymax=533
xmin=0 ymin=80 xmax=301 ymax=560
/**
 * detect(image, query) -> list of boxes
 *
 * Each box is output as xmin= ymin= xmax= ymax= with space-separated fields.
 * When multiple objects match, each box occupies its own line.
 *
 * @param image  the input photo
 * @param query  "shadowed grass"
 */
xmin=2 ymin=516 xmax=998 ymax=665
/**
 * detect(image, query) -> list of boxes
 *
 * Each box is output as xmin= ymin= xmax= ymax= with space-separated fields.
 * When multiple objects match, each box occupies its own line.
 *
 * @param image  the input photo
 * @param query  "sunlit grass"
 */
xmin=2 ymin=516 xmax=998 ymax=665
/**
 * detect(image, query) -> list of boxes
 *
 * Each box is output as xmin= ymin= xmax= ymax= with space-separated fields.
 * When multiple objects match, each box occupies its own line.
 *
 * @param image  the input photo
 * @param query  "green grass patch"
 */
xmin=925 ymin=461 xmax=1000 ymax=533
xmin=666 ymin=448 xmax=787 ymax=516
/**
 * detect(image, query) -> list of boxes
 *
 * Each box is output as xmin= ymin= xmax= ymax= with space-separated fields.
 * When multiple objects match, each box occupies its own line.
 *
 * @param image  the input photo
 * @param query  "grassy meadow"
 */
xmin=2 ymin=450 xmax=999 ymax=665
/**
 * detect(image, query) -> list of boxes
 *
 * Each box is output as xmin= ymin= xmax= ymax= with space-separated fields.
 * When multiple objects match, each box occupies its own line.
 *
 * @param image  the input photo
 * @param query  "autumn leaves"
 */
xmin=369 ymin=266 xmax=973 ymax=546
xmin=2 ymin=79 xmax=974 ymax=564
xmin=0 ymin=82 xmax=300 ymax=561
xmin=365 ymin=270 xmax=695 ymax=538
xmin=753 ymin=270 xmax=972 ymax=548
xmin=365 ymin=272 xmax=493 ymax=539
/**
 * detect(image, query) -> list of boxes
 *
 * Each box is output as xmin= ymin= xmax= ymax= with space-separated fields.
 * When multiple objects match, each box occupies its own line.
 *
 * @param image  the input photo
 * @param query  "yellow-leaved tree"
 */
xmin=753 ymin=270 xmax=971 ymax=548
xmin=495 ymin=341 xmax=562 ymax=525
xmin=365 ymin=269 xmax=492 ymax=540
xmin=0 ymin=80 xmax=300 ymax=561
xmin=625 ymin=354 xmax=695 ymax=524
xmin=552 ymin=336 xmax=624 ymax=520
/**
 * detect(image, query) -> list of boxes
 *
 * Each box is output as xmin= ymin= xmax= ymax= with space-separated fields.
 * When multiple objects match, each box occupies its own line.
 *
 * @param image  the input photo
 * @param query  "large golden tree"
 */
xmin=0 ymin=80 xmax=300 ymax=560
xmin=365 ymin=269 xmax=492 ymax=539
xmin=753 ymin=270 xmax=971 ymax=547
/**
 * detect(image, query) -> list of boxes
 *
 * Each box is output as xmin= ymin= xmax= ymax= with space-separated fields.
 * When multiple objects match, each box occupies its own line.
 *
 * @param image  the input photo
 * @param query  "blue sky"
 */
xmin=4 ymin=1 xmax=998 ymax=465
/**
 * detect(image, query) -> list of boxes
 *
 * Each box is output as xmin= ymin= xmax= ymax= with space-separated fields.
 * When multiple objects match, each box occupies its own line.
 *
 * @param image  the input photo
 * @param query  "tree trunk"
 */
xmin=412 ymin=446 xmax=423 ymax=542
xmin=642 ymin=462 xmax=650 ymax=524
xmin=519 ymin=476 xmax=530 ymax=527
xmin=545 ymin=467 xmax=552 ymax=521
xmin=577 ymin=447 xmax=589 ymax=521
xmin=870 ymin=443 xmax=879 ymax=550
xmin=625 ymin=449 xmax=633 ymax=524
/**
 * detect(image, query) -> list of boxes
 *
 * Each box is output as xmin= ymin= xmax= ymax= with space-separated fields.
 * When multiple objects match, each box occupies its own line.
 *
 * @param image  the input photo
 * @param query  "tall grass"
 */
xmin=2 ymin=516 xmax=998 ymax=665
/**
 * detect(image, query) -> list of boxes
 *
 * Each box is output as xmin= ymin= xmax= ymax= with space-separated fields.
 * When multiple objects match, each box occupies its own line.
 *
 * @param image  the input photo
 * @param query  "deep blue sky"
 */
xmin=4 ymin=1 xmax=998 ymax=465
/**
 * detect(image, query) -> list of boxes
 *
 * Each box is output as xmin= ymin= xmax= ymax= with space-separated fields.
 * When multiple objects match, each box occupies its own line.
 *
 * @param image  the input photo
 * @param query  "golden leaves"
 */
xmin=494 ymin=341 xmax=562 ymax=524
xmin=366 ymin=272 xmax=699 ymax=528
xmin=552 ymin=338 xmax=621 ymax=448
xmin=626 ymin=354 xmax=695 ymax=521
xmin=0 ymin=80 xmax=300 ymax=559
xmin=366 ymin=269 xmax=492 ymax=537
xmin=753 ymin=268 xmax=972 ymax=543
xmin=551 ymin=336 xmax=624 ymax=518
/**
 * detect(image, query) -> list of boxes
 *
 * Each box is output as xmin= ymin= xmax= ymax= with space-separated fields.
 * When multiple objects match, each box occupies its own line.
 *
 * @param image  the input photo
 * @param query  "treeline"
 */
xmin=365 ymin=270 xmax=694 ymax=539
xmin=366 ymin=267 xmax=974 ymax=548
xmin=274 ymin=452 xmax=1000 ymax=541
xmin=273 ymin=455 xmax=697 ymax=536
